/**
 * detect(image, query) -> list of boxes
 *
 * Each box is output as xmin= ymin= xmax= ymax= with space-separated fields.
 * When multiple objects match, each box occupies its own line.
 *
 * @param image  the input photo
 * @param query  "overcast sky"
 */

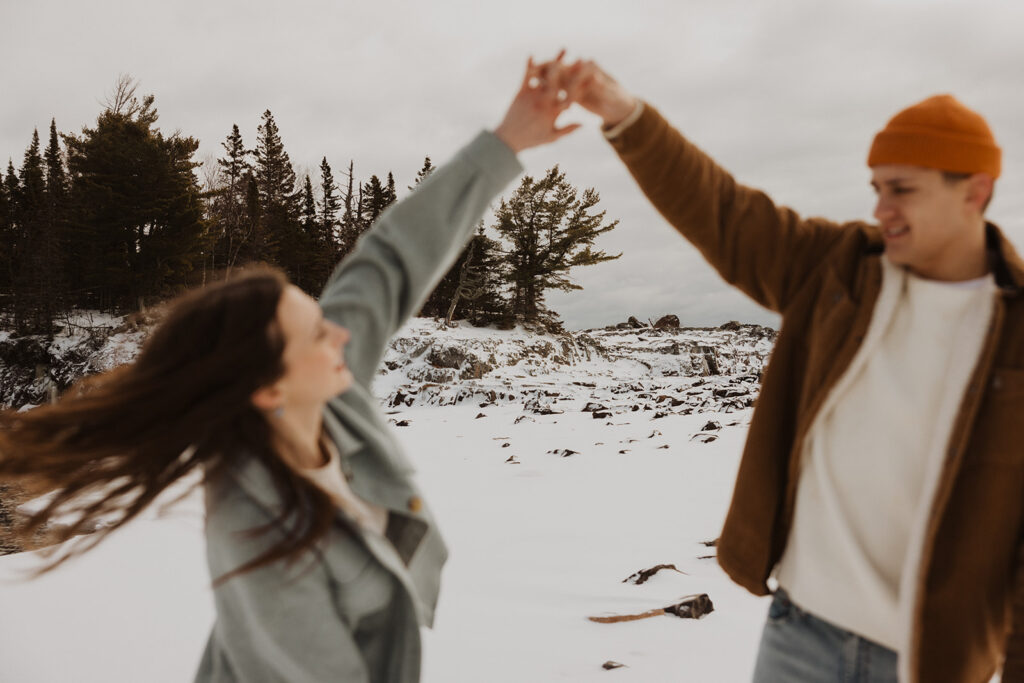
xmin=4 ymin=0 xmax=1024 ymax=330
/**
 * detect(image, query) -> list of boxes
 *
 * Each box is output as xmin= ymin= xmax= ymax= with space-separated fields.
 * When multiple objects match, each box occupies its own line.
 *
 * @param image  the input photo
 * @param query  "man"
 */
xmin=555 ymin=58 xmax=1024 ymax=682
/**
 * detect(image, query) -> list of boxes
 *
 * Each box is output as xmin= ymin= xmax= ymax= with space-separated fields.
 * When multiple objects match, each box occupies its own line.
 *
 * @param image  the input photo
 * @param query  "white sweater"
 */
xmin=775 ymin=258 xmax=996 ymax=652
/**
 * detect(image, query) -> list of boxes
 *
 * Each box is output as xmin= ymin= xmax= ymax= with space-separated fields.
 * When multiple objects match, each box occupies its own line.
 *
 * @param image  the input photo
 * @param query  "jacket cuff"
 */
xmin=602 ymin=100 xmax=646 ymax=140
xmin=606 ymin=101 xmax=667 ymax=156
xmin=462 ymin=130 xmax=524 ymax=190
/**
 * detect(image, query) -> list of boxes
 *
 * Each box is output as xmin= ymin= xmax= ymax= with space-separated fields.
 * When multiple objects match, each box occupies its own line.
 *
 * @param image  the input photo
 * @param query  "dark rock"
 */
xmin=626 ymin=316 xmax=645 ymax=329
xmin=602 ymin=661 xmax=627 ymax=670
xmin=665 ymin=593 xmax=714 ymax=619
xmin=592 ymin=411 xmax=611 ymax=419
xmin=475 ymin=412 xmax=487 ymax=419
xmin=653 ymin=314 xmax=680 ymax=329
xmin=547 ymin=448 xmax=579 ymax=457
xmin=502 ymin=442 xmax=511 ymax=448
xmin=394 ymin=419 xmax=411 ymax=427
xmin=425 ymin=346 xmax=468 ymax=369
xmin=701 ymin=420 xmax=722 ymax=432
xmin=582 ymin=402 xmax=608 ymax=412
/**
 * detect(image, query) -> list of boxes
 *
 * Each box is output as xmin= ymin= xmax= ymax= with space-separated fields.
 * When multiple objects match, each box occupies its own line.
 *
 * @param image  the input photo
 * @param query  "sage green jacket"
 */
xmin=194 ymin=130 xmax=523 ymax=683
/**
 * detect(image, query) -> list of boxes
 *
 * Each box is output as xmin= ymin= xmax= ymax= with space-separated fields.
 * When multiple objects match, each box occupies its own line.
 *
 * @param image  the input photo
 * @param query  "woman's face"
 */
xmin=270 ymin=285 xmax=353 ymax=408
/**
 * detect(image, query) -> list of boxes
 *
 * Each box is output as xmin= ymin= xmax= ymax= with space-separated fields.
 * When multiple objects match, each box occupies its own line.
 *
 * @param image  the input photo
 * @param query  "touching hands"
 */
xmin=560 ymin=59 xmax=638 ymax=129
xmin=494 ymin=51 xmax=638 ymax=152
xmin=493 ymin=51 xmax=581 ymax=153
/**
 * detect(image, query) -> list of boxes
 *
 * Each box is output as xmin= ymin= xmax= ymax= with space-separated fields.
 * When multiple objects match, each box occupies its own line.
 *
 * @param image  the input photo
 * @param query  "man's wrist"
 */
xmin=602 ymin=100 xmax=644 ymax=140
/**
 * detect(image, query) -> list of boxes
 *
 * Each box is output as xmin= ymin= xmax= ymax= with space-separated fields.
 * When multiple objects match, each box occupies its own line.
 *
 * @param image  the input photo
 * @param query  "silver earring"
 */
xmin=273 ymin=406 xmax=284 ymax=418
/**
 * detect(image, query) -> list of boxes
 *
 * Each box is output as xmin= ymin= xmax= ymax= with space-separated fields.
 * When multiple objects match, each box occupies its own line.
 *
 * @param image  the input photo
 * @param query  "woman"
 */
xmin=0 ymin=56 xmax=577 ymax=682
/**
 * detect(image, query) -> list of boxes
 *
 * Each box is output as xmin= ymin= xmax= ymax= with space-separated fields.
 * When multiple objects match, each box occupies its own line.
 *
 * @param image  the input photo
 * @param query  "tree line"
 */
xmin=0 ymin=77 xmax=619 ymax=336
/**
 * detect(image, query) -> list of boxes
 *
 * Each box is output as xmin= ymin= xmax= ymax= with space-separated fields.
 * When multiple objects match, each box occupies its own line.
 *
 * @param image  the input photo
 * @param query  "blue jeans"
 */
xmin=752 ymin=589 xmax=898 ymax=683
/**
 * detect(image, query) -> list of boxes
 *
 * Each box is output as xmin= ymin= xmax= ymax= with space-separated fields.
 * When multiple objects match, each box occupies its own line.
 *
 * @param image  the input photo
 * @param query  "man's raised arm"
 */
xmin=559 ymin=59 xmax=848 ymax=313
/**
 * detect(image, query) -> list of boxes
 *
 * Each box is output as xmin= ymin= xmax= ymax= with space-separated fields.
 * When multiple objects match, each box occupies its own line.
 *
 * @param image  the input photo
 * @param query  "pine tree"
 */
xmin=38 ymin=119 xmax=68 ymax=328
xmin=360 ymin=174 xmax=386 ymax=227
xmin=213 ymin=123 xmax=253 ymax=272
xmin=301 ymin=174 xmax=317 ymax=233
xmin=420 ymin=225 xmax=506 ymax=325
xmin=409 ymin=156 xmax=435 ymax=191
xmin=2 ymin=162 xmax=19 ymax=296
xmin=64 ymin=81 xmax=207 ymax=310
xmin=254 ymin=111 xmax=298 ymax=211
xmin=253 ymin=110 xmax=306 ymax=286
xmin=0 ymin=162 xmax=13 ymax=305
xmin=492 ymin=166 xmax=620 ymax=331
xmin=383 ymin=171 xmax=397 ymax=207
xmin=318 ymin=156 xmax=340 ymax=246
xmin=11 ymin=130 xmax=46 ymax=331
xmin=337 ymin=159 xmax=358 ymax=257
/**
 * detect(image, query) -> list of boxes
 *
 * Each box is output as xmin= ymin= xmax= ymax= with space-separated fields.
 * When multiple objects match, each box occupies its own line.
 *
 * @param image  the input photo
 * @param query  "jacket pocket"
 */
xmin=323 ymin=527 xmax=396 ymax=626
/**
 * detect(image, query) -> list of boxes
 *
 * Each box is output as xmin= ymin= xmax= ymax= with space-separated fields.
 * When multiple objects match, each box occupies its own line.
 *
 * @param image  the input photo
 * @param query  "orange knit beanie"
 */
xmin=867 ymin=94 xmax=1001 ymax=178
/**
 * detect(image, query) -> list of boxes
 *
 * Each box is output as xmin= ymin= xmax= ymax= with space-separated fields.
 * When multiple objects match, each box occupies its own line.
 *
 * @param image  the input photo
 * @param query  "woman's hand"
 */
xmin=493 ymin=50 xmax=581 ymax=153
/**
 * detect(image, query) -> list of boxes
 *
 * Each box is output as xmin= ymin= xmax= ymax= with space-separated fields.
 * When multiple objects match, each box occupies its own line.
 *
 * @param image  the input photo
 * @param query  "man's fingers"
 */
xmin=563 ymin=62 xmax=598 ymax=102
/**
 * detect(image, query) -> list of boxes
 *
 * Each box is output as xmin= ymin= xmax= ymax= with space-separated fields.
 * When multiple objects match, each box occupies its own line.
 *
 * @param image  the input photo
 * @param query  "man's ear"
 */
xmin=251 ymin=383 xmax=283 ymax=413
xmin=966 ymin=173 xmax=995 ymax=214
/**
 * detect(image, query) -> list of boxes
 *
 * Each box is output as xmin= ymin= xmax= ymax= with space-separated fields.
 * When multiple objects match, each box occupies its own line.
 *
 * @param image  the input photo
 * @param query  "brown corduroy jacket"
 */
xmin=608 ymin=103 xmax=1024 ymax=683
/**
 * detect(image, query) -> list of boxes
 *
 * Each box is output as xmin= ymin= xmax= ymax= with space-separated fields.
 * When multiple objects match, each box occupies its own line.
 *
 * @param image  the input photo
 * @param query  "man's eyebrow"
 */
xmin=870 ymin=178 xmax=913 ymax=189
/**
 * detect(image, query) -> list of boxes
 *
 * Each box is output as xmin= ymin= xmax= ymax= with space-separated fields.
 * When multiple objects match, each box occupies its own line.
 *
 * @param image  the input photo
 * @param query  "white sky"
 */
xmin=4 ymin=0 xmax=1024 ymax=330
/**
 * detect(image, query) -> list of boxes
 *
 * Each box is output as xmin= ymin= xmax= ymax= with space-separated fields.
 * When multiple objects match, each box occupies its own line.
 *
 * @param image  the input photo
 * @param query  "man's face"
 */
xmin=870 ymin=165 xmax=987 ymax=280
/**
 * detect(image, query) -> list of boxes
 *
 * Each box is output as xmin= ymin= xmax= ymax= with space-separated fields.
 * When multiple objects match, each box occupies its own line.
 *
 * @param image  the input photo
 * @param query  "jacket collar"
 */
xmin=985 ymin=222 xmax=1024 ymax=295
xmin=225 ymin=405 xmax=366 ymax=516
xmin=862 ymin=221 xmax=1023 ymax=296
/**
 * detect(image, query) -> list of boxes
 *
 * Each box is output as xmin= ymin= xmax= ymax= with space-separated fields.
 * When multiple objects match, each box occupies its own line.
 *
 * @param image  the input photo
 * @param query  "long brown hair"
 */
xmin=0 ymin=266 xmax=337 ymax=582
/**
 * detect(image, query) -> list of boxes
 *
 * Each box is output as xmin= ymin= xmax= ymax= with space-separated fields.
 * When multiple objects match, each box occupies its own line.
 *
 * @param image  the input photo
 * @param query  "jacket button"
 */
xmin=407 ymin=496 xmax=423 ymax=513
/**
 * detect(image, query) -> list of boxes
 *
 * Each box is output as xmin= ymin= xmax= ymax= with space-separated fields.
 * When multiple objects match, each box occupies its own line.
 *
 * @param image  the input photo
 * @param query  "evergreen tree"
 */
xmin=1 ymin=162 xmax=17 ymax=296
xmin=64 ymin=82 xmax=207 ymax=310
xmin=213 ymin=123 xmax=254 ymax=272
xmin=409 ymin=156 xmax=435 ymax=191
xmin=383 ymin=171 xmax=397 ymax=207
xmin=318 ymin=156 xmax=340 ymax=246
xmin=420 ymin=225 xmax=507 ymax=325
xmin=360 ymin=174 xmax=386 ymax=227
xmin=0 ymin=162 xmax=14 ymax=305
xmin=337 ymin=159 xmax=358 ymax=257
xmin=253 ymin=110 xmax=300 ymax=276
xmin=301 ymin=174 xmax=317 ymax=233
xmin=11 ymin=130 xmax=47 ymax=331
xmin=492 ymin=166 xmax=620 ymax=330
xmin=38 ymin=119 xmax=68 ymax=328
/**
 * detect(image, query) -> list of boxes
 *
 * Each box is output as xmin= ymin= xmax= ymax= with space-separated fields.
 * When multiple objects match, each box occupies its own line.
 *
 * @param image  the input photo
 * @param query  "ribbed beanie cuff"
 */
xmin=867 ymin=95 xmax=1001 ymax=178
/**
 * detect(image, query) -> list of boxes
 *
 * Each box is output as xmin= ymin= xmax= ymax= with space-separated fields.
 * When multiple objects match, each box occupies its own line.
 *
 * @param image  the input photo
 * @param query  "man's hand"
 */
xmin=560 ymin=59 xmax=638 ymax=129
xmin=494 ymin=51 xmax=581 ymax=153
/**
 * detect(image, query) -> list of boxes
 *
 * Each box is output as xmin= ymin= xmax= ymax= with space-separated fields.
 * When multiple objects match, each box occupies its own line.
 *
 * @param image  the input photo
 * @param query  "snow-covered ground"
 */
xmin=0 ymin=317 xmax=773 ymax=681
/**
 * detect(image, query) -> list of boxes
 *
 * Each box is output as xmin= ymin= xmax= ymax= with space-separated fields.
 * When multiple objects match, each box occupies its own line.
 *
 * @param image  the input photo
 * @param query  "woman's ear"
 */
xmin=251 ymin=383 xmax=283 ymax=413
